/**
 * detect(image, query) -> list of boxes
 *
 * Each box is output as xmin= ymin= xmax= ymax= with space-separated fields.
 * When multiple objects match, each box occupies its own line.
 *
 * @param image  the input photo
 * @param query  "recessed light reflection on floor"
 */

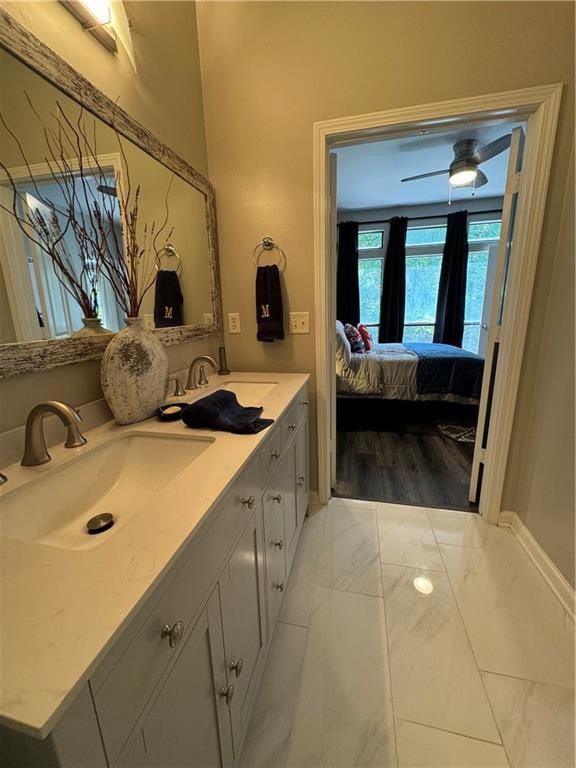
xmin=413 ymin=575 xmax=434 ymax=594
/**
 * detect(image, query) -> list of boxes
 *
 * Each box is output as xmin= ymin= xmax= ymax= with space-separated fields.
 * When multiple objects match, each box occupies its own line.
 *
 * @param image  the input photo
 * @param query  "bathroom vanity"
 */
xmin=0 ymin=374 xmax=310 ymax=767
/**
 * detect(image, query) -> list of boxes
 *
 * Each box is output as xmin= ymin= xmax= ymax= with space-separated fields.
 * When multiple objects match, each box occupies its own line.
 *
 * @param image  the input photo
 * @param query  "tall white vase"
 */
xmin=100 ymin=318 xmax=168 ymax=425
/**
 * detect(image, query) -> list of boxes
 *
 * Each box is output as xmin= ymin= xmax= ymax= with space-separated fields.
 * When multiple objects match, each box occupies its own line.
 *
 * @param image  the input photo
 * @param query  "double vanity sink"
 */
xmin=0 ymin=372 xmax=310 ymax=768
xmin=0 ymin=379 xmax=277 ymax=551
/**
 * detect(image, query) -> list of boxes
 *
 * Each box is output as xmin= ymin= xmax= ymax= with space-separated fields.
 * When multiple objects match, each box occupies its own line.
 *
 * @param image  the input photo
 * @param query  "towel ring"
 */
xmin=155 ymin=243 xmax=182 ymax=275
xmin=252 ymin=236 xmax=286 ymax=272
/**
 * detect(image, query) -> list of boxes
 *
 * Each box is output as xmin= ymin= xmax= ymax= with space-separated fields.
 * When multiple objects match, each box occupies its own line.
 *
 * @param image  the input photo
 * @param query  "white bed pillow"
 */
xmin=336 ymin=320 xmax=352 ymax=367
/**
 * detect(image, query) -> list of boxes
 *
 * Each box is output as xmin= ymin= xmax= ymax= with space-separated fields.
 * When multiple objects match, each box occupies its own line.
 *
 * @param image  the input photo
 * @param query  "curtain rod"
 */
xmin=355 ymin=208 xmax=503 ymax=226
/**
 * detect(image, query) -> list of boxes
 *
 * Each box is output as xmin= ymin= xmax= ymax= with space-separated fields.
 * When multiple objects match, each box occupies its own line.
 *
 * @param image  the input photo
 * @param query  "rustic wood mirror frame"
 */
xmin=0 ymin=10 xmax=222 ymax=380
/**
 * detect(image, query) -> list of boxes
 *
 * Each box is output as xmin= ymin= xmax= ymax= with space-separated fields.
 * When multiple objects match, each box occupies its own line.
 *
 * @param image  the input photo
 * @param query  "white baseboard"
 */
xmin=309 ymin=491 xmax=321 ymax=505
xmin=499 ymin=510 xmax=575 ymax=623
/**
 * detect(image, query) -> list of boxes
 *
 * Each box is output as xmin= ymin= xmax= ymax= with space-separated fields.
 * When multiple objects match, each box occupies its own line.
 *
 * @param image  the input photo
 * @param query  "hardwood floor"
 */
xmin=334 ymin=399 xmax=478 ymax=512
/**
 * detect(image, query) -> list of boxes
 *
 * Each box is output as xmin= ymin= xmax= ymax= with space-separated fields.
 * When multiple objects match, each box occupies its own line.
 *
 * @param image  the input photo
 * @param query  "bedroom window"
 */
xmin=356 ymin=221 xmax=500 ymax=352
xmin=358 ymin=230 xmax=384 ymax=250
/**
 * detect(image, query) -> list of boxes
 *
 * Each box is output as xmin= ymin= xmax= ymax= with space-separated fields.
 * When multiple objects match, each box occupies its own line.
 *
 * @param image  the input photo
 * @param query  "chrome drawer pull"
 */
xmin=274 ymin=582 xmax=285 ymax=592
xmin=297 ymin=476 xmax=305 ymax=488
xmin=161 ymin=620 xmax=184 ymax=649
xmin=273 ymin=539 xmax=284 ymax=550
xmin=288 ymin=423 xmax=297 ymax=431
xmin=272 ymin=493 xmax=282 ymax=504
xmin=229 ymin=658 xmax=244 ymax=677
xmin=220 ymin=684 xmax=235 ymax=705
xmin=241 ymin=495 xmax=255 ymax=510
xmin=271 ymin=450 xmax=281 ymax=460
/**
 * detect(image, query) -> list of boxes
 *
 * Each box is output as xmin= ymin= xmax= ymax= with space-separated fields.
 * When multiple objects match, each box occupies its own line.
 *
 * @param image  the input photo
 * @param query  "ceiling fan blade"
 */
xmin=473 ymin=134 xmax=512 ymax=164
xmin=401 ymin=169 xmax=449 ymax=183
xmin=474 ymin=169 xmax=488 ymax=187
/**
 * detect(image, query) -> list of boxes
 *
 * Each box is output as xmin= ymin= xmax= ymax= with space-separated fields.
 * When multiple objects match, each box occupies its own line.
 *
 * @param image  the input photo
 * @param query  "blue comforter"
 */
xmin=404 ymin=343 xmax=484 ymax=399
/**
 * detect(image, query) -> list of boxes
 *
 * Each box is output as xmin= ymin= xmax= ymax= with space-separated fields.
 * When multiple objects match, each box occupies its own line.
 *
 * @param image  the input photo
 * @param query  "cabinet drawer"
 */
xmin=260 ymin=428 xmax=282 ymax=482
xmin=92 ymin=461 xmax=260 ymax=766
xmin=282 ymin=402 xmax=300 ymax=446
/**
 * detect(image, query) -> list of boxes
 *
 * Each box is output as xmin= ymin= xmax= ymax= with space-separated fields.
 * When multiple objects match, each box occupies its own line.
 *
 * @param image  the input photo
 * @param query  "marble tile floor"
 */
xmin=239 ymin=499 xmax=575 ymax=768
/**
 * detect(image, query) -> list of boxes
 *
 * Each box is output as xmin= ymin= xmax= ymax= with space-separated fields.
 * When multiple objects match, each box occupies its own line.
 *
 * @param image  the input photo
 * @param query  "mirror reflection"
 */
xmin=0 ymin=47 xmax=213 ymax=344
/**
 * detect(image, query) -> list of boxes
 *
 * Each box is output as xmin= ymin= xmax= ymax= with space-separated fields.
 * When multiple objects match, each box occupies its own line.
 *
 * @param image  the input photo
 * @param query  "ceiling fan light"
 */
xmin=449 ymin=168 xmax=478 ymax=187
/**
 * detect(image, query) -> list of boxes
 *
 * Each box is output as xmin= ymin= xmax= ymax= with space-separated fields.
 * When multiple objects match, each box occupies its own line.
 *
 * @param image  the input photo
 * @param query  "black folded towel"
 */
xmin=154 ymin=270 xmax=184 ymax=327
xmin=256 ymin=265 xmax=284 ymax=342
xmin=182 ymin=390 xmax=274 ymax=434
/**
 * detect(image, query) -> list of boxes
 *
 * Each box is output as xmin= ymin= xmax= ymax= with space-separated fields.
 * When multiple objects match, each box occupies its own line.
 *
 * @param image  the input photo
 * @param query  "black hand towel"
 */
xmin=182 ymin=390 xmax=274 ymax=434
xmin=154 ymin=270 xmax=184 ymax=327
xmin=256 ymin=265 xmax=284 ymax=342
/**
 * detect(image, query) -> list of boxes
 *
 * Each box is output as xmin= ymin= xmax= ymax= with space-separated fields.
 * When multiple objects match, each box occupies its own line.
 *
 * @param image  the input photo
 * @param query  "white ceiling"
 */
xmin=335 ymin=120 xmax=524 ymax=210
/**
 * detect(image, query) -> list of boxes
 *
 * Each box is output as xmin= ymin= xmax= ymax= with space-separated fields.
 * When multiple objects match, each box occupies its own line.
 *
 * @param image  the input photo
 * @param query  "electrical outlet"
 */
xmin=228 ymin=312 xmax=241 ymax=334
xmin=289 ymin=311 xmax=310 ymax=334
xmin=203 ymin=312 xmax=214 ymax=325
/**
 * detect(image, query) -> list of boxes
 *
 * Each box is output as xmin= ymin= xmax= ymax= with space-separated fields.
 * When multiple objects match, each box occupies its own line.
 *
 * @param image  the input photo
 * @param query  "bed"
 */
xmin=336 ymin=321 xmax=484 ymax=404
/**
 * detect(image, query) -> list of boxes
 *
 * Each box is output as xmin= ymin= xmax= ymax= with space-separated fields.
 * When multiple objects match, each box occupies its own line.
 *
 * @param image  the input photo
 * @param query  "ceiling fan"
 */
xmin=401 ymin=134 xmax=512 ymax=188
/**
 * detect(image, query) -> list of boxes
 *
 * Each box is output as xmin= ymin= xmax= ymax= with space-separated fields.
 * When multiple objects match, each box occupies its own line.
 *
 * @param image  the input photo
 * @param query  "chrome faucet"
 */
xmin=21 ymin=401 xmax=87 ymax=467
xmin=186 ymin=356 xmax=218 ymax=390
xmin=168 ymin=375 xmax=186 ymax=397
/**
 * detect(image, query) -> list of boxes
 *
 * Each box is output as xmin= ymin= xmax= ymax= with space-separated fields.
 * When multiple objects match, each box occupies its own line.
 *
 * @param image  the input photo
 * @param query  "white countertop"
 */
xmin=0 ymin=372 xmax=309 ymax=738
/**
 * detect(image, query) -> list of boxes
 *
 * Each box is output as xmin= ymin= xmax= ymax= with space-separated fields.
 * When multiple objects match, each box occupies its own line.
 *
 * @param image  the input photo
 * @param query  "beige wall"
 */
xmin=197 ymin=2 xmax=574 ymax=575
xmin=0 ymin=0 xmax=221 ymax=432
xmin=505 ymin=144 xmax=575 ymax=586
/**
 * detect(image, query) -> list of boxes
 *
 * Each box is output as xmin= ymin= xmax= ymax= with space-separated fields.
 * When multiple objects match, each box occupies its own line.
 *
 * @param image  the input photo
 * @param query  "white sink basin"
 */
xmin=0 ymin=433 xmax=212 ymax=550
xmin=217 ymin=381 xmax=278 ymax=403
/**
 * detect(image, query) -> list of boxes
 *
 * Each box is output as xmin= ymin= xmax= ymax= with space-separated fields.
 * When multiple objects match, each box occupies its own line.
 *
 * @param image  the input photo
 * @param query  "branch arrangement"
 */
xmin=0 ymin=96 xmax=174 ymax=323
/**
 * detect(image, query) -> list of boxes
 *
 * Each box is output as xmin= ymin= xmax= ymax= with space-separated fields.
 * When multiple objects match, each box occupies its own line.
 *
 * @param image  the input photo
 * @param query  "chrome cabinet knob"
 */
xmin=273 ymin=539 xmax=284 ymax=550
xmin=288 ymin=423 xmax=297 ymax=431
xmin=161 ymin=619 xmax=184 ymax=649
xmin=229 ymin=658 xmax=244 ymax=677
xmin=241 ymin=495 xmax=255 ymax=510
xmin=271 ymin=450 xmax=281 ymax=460
xmin=301 ymin=400 xmax=309 ymax=406
xmin=272 ymin=493 xmax=282 ymax=504
xmin=274 ymin=582 xmax=285 ymax=592
xmin=297 ymin=476 xmax=305 ymax=488
xmin=220 ymin=684 xmax=235 ymax=705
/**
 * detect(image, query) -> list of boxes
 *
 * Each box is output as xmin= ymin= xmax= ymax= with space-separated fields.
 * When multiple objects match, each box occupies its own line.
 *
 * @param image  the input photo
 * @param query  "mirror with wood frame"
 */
xmin=0 ymin=11 xmax=221 ymax=379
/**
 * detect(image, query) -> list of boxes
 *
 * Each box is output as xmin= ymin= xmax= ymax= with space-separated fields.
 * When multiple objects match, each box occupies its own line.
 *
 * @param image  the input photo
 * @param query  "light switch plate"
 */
xmin=289 ymin=311 xmax=310 ymax=334
xmin=203 ymin=312 xmax=214 ymax=325
xmin=228 ymin=312 xmax=241 ymax=334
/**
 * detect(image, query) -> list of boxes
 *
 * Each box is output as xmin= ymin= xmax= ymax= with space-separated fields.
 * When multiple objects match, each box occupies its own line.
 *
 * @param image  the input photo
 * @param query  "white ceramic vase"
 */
xmin=72 ymin=317 xmax=111 ymax=337
xmin=100 ymin=317 xmax=168 ymax=425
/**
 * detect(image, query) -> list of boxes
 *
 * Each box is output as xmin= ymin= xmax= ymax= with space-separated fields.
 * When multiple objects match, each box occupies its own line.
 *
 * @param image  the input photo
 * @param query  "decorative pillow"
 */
xmin=335 ymin=320 xmax=352 ymax=366
xmin=344 ymin=323 xmax=365 ymax=353
xmin=357 ymin=323 xmax=373 ymax=351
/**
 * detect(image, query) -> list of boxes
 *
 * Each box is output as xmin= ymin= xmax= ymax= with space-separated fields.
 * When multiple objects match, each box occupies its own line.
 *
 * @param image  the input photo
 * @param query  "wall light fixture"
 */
xmin=60 ymin=0 xmax=117 ymax=53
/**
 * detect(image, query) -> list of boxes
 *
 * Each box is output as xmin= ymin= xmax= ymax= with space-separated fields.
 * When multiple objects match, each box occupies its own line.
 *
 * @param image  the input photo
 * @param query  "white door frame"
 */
xmin=313 ymin=84 xmax=562 ymax=523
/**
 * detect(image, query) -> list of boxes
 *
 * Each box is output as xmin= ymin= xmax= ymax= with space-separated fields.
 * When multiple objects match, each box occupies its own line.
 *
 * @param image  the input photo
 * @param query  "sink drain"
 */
xmin=86 ymin=512 xmax=115 ymax=535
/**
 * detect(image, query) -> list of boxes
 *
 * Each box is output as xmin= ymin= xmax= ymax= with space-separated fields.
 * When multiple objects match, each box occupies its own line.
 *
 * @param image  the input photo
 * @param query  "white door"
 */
xmin=0 ymin=187 xmax=45 ymax=341
xmin=469 ymin=127 xmax=525 ymax=504
xmin=329 ymin=152 xmax=338 ymax=490
xmin=476 ymin=243 xmax=499 ymax=357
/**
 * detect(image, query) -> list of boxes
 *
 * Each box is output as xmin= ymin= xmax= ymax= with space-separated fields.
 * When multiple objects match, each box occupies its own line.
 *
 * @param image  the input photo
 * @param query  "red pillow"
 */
xmin=357 ymin=324 xmax=373 ymax=351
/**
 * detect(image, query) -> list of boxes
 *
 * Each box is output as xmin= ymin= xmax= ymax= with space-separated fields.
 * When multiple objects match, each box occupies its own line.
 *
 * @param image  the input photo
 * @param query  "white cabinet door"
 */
xmin=121 ymin=590 xmax=233 ymax=768
xmin=295 ymin=418 xmax=309 ymax=528
xmin=218 ymin=511 xmax=266 ymax=754
xmin=283 ymin=442 xmax=299 ymax=572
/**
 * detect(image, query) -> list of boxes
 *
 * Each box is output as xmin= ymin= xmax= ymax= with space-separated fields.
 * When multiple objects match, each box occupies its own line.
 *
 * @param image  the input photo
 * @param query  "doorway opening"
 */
xmin=332 ymin=119 xmax=524 ymax=511
xmin=313 ymin=84 xmax=562 ymax=523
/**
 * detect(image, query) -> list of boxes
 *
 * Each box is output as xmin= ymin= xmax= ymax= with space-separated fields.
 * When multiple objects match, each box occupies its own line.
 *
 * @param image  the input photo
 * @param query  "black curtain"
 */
xmin=336 ymin=221 xmax=360 ymax=325
xmin=434 ymin=210 xmax=469 ymax=347
xmin=378 ymin=216 xmax=408 ymax=342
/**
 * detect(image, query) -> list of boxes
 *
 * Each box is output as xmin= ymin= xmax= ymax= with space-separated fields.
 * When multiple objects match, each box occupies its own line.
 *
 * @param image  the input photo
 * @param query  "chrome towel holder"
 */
xmin=155 ymin=243 xmax=183 ymax=275
xmin=252 ymin=236 xmax=286 ymax=272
